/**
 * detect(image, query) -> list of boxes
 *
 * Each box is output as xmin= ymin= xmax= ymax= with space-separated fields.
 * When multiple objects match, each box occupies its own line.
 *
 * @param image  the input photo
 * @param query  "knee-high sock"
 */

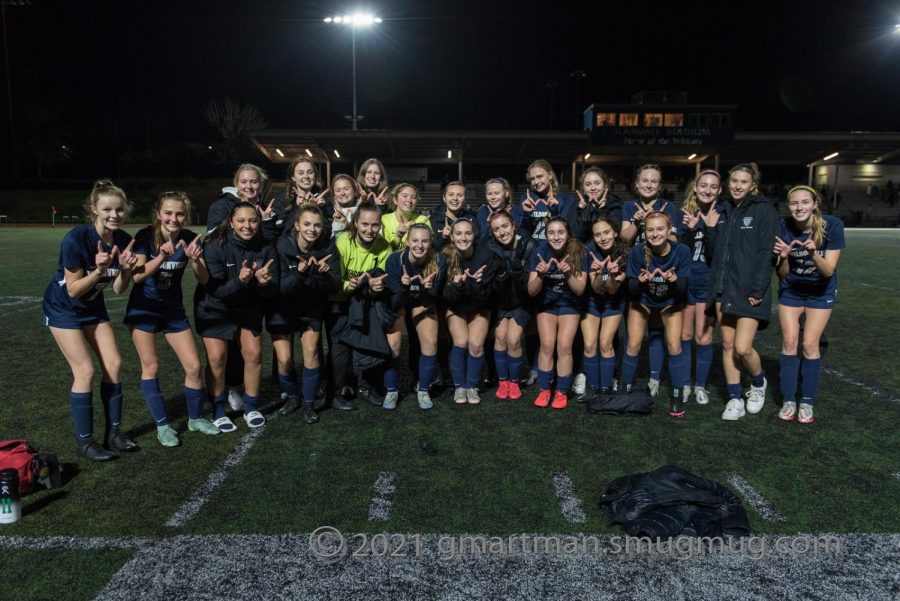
xmin=384 ymin=356 xmax=400 ymax=392
xmin=466 ymin=353 xmax=485 ymax=389
xmin=537 ymin=369 xmax=553 ymax=391
xmin=800 ymin=358 xmax=821 ymax=405
xmin=600 ymin=356 xmax=616 ymax=391
xmin=695 ymin=342 xmax=713 ymax=388
xmin=418 ymin=354 xmax=437 ymax=392
xmin=668 ymin=350 xmax=686 ymax=389
xmin=584 ymin=354 xmax=600 ymax=389
xmin=681 ymin=339 xmax=693 ymax=387
xmin=779 ymin=354 xmax=800 ymax=403
xmin=621 ymin=353 xmax=639 ymax=388
xmin=494 ymin=349 xmax=510 ymax=381
xmin=184 ymin=386 xmax=205 ymax=420
xmin=450 ymin=346 xmax=467 ymax=388
xmin=557 ymin=373 xmax=573 ymax=395
xmin=69 ymin=391 xmax=93 ymax=442
xmin=277 ymin=372 xmax=299 ymax=398
xmin=508 ymin=354 xmax=524 ymax=382
xmin=648 ymin=328 xmax=664 ymax=380
xmin=302 ymin=367 xmax=319 ymax=403
xmin=140 ymin=378 xmax=167 ymax=426
xmin=100 ymin=382 xmax=123 ymax=429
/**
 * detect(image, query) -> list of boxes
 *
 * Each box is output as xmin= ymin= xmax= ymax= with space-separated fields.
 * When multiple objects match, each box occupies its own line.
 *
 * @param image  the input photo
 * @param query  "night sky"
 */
xmin=2 ymin=0 xmax=899 ymax=177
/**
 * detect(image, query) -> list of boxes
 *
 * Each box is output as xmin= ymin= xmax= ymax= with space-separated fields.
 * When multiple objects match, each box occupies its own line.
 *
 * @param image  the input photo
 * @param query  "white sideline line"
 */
xmin=367 ymin=471 xmax=396 ymax=522
xmin=0 ymin=536 xmax=153 ymax=550
xmin=165 ymin=416 xmax=274 ymax=528
xmin=820 ymin=366 xmax=900 ymax=404
xmin=551 ymin=472 xmax=587 ymax=524
xmin=725 ymin=472 xmax=785 ymax=522
xmin=856 ymin=282 xmax=896 ymax=292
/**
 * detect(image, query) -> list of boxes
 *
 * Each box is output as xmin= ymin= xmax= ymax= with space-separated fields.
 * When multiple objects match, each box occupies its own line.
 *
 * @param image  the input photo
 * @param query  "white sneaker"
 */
xmin=682 ymin=385 xmax=691 ymax=404
xmin=572 ymin=373 xmax=587 ymax=395
xmin=383 ymin=391 xmax=399 ymax=411
xmin=466 ymin=387 xmax=481 ymax=405
xmin=454 ymin=387 xmax=467 ymax=404
xmin=694 ymin=387 xmax=709 ymax=405
xmin=745 ymin=378 xmax=767 ymax=414
xmin=417 ymin=390 xmax=433 ymax=410
xmin=798 ymin=403 xmax=814 ymax=424
xmin=722 ymin=398 xmax=746 ymax=421
xmin=227 ymin=388 xmax=244 ymax=411
xmin=647 ymin=378 xmax=660 ymax=398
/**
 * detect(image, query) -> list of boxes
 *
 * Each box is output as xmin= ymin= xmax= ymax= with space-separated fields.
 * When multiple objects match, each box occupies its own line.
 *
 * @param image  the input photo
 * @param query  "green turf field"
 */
xmin=0 ymin=226 xmax=898 ymax=600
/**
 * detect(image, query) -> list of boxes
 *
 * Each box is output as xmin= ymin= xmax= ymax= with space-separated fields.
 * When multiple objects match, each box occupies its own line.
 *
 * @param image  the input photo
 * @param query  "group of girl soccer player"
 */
xmin=42 ymin=156 xmax=844 ymax=461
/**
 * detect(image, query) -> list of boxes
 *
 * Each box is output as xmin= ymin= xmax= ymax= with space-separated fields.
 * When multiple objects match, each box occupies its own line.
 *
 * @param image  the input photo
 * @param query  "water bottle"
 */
xmin=0 ymin=469 xmax=21 ymax=524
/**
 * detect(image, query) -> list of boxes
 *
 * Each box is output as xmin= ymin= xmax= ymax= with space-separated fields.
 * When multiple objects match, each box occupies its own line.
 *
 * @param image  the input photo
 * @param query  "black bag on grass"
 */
xmin=587 ymin=380 xmax=653 ymax=416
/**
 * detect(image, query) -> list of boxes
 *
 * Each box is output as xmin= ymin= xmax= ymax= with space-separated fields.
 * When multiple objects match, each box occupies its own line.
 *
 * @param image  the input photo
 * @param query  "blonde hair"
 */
xmin=357 ymin=158 xmax=388 ymax=195
xmin=682 ymin=170 xmax=721 ymax=214
xmin=642 ymin=212 xmax=672 ymax=268
xmin=84 ymin=179 xmax=130 ymax=222
xmin=729 ymin=163 xmax=761 ymax=195
xmin=787 ymin=185 xmax=826 ymax=247
xmin=405 ymin=224 xmax=439 ymax=278
xmin=526 ymin=159 xmax=559 ymax=196
xmin=484 ymin=177 xmax=513 ymax=213
xmin=152 ymin=191 xmax=192 ymax=250
xmin=389 ymin=182 xmax=419 ymax=213
xmin=233 ymin=163 xmax=269 ymax=202
xmin=330 ymin=173 xmax=360 ymax=208
xmin=441 ymin=219 xmax=476 ymax=280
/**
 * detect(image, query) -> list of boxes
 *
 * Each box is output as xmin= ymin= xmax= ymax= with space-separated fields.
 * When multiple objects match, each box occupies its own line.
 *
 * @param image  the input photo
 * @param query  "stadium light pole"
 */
xmin=324 ymin=13 xmax=382 ymax=130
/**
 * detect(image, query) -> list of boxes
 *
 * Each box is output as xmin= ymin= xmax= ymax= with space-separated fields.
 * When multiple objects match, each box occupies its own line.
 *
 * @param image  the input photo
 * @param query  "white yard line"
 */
xmin=367 ymin=471 xmax=397 ymax=522
xmin=725 ymin=472 xmax=785 ymax=522
xmin=551 ymin=472 xmax=587 ymax=524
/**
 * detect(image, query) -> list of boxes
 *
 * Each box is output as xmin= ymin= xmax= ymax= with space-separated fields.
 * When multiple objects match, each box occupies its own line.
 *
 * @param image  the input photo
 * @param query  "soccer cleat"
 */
xmin=105 ymin=427 xmax=137 ymax=452
xmin=550 ymin=391 xmax=568 ymax=410
xmin=669 ymin=395 xmax=686 ymax=418
xmin=301 ymin=403 xmax=319 ymax=424
xmin=534 ymin=390 xmax=552 ymax=408
xmin=243 ymin=411 xmax=266 ymax=428
xmin=745 ymin=378 xmax=767 ymax=414
xmin=798 ymin=403 xmax=814 ymax=425
xmin=496 ymin=381 xmax=510 ymax=400
xmin=279 ymin=395 xmax=302 ymax=416
xmin=454 ymin=387 xmax=468 ymax=404
xmin=682 ymin=385 xmax=692 ymax=404
xmin=76 ymin=440 xmax=114 ymax=462
xmin=156 ymin=425 xmax=179 ymax=447
xmin=212 ymin=416 xmax=238 ymax=433
xmin=507 ymin=381 xmax=522 ymax=400
xmin=466 ymin=388 xmax=481 ymax=405
xmin=383 ymin=391 xmax=399 ymax=411
xmin=188 ymin=418 xmax=221 ymax=436
xmin=331 ymin=396 xmax=356 ymax=411
xmin=694 ymin=387 xmax=710 ymax=405
xmin=227 ymin=388 xmax=244 ymax=411
xmin=572 ymin=373 xmax=587 ymax=395
xmin=647 ymin=378 xmax=660 ymax=398
xmin=778 ymin=401 xmax=797 ymax=422
xmin=417 ymin=390 xmax=433 ymax=410
xmin=359 ymin=386 xmax=384 ymax=407
xmin=721 ymin=398 xmax=746 ymax=421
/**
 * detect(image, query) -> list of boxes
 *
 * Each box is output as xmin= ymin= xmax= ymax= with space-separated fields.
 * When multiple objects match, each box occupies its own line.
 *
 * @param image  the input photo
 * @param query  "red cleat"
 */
xmin=551 ymin=391 xmax=568 ymax=409
xmin=507 ymin=381 xmax=522 ymax=400
xmin=496 ymin=380 xmax=509 ymax=400
xmin=534 ymin=389 xmax=552 ymax=408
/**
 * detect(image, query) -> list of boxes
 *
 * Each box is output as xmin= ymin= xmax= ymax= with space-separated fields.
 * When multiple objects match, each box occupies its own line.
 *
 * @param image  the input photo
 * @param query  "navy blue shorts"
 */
xmin=495 ymin=307 xmax=532 ymax=329
xmin=586 ymin=297 xmax=625 ymax=319
xmin=778 ymin=288 xmax=836 ymax=310
xmin=687 ymin=287 xmax=707 ymax=305
xmin=125 ymin=311 xmax=191 ymax=334
xmin=43 ymin=311 xmax=108 ymax=330
xmin=537 ymin=302 xmax=581 ymax=317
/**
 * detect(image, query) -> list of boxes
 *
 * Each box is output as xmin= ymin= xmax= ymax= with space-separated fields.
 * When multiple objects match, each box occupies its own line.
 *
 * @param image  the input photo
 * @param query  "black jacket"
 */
xmin=572 ymin=191 xmax=625 ymax=243
xmin=486 ymin=235 xmax=537 ymax=311
xmin=600 ymin=465 xmax=752 ymax=539
xmin=442 ymin=245 xmax=504 ymax=314
xmin=707 ymin=195 xmax=778 ymax=324
xmin=429 ymin=204 xmax=478 ymax=251
xmin=272 ymin=233 xmax=340 ymax=325
xmin=206 ymin=190 xmax=280 ymax=242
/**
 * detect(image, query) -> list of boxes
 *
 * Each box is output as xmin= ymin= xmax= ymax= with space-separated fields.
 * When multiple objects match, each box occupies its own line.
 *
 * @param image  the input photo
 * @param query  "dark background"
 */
xmin=2 ymin=0 xmax=899 ymax=179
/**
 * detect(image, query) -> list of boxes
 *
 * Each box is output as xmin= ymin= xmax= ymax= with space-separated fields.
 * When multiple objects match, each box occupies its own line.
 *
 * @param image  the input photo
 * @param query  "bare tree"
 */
xmin=202 ymin=98 xmax=267 ymax=166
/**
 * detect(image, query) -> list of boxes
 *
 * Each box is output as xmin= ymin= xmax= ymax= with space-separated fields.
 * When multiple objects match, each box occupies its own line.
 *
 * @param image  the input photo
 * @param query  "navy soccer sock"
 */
xmin=600 ymin=356 xmax=616 ymax=391
xmin=384 ymin=357 xmax=400 ymax=392
xmin=278 ymin=372 xmax=299 ymax=399
xmin=69 ymin=391 xmax=93 ymax=442
xmin=184 ymin=386 xmax=205 ymax=420
xmin=800 ymin=358 xmax=821 ymax=405
xmin=557 ymin=374 xmax=573 ymax=395
xmin=508 ymin=354 xmax=523 ymax=382
xmin=537 ymin=369 xmax=553 ymax=391
xmin=450 ymin=346 xmax=467 ymax=388
xmin=648 ymin=328 xmax=664 ymax=380
xmin=302 ymin=367 xmax=319 ymax=403
xmin=584 ymin=354 xmax=600 ymax=389
xmin=212 ymin=393 xmax=227 ymax=419
xmin=621 ymin=353 xmax=639 ymax=388
xmin=466 ymin=353 xmax=485 ymax=389
xmin=779 ymin=354 xmax=800 ymax=403
xmin=100 ymin=382 xmax=123 ymax=429
xmin=750 ymin=368 xmax=766 ymax=388
xmin=695 ymin=342 xmax=713 ymax=388
xmin=242 ymin=393 xmax=258 ymax=414
xmin=494 ymin=349 xmax=510 ymax=381
xmin=140 ymin=378 xmax=168 ymax=426
xmin=418 ymin=354 xmax=436 ymax=392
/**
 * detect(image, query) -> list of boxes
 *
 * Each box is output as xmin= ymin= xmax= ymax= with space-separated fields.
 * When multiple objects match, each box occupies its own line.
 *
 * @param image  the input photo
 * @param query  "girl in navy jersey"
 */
xmin=622 ymin=212 xmax=692 ymax=417
xmin=271 ymin=156 xmax=329 ymax=236
xmin=384 ymin=224 xmax=446 ymax=409
xmin=476 ymin=178 xmax=524 ymax=244
xmin=357 ymin=158 xmax=390 ymax=208
xmin=194 ymin=202 xmax=278 ymax=432
xmin=527 ymin=217 xmax=589 ymax=409
xmin=126 ymin=192 xmax=220 ymax=447
xmin=43 ymin=180 xmax=139 ymax=461
xmin=679 ymin=171 xmax=723 ymax=406
xmin=442 ymin=218 xmax=503 ymax=405
xmin=774 ymin=186 xmax=845 ymax=424
xmin=581 ymin=216 xmax=628 ymax=400
xmin=521 ymin=160 xmax=580 ymax=241
xmin=431 ymin=181 xmax=477 ymax=250
xmin=272 ymin=204 xmax=339 ymax=424
xmin=486 ymin=211 xmax=537 ymax=400
xmin=709 ymin=163 xmax=779 ymax=421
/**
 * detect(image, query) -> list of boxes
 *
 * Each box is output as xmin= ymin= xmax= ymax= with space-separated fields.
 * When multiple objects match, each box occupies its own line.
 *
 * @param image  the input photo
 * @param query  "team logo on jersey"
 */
xmin=742 ymin=217 xmax=753 ymax=227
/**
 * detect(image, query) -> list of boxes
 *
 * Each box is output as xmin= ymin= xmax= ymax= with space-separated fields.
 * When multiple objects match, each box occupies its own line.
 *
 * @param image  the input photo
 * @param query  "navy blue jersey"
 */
xmin=126 ymin=226 xmax=198 ymax=319
xmin=528 ymin=241 xmax=590 ymax=308
xmin=43 ymin=224 xmax=132 ymax=320
xmin=681 ymin=202 xmax=724 ymax=293
xmin=475 ymin=204 xmax=525 ymax=244
xmin=585 ymin=241 xmax=627 ymax=312
xmin=626 ymin=242 xmax=691 ymax=308
xmin=779 ymin=215 xmax=845 ymax=297
xmin=520 ymin=191 xmax=576 ymax=241
xmin=622 ymin=198 xmax=681 ymax=243
xmin=385 ymin=249 xmax=446 ymax=309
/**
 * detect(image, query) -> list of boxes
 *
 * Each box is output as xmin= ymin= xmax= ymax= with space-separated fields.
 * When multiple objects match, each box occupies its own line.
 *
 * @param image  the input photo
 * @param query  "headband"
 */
xmin=697 ymin=169 xmax=721 ymax=179
xmin=787 ymin=185 xmax=818 ymax=198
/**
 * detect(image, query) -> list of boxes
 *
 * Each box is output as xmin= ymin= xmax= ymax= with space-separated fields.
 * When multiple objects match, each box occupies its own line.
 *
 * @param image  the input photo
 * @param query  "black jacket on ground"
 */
xmin=706 ymin=195 xmax=778 ymax=324
xmin=599 ymin=465 xmax=752 ymax=539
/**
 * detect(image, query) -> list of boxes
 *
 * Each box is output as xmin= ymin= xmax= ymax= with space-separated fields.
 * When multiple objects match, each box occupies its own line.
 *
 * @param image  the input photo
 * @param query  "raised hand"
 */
xmin=557 ymin=259 xmax=571 ymax=274
xmin=333 ymin=208 xmax=348 ymax=224
xmin=401 ymin=262 xmax=412 ymax=286
xmin=589 ymin=251 xmax=604 ymax=272
xmin=663 ymin=268 xmax=677 ymax=283
xmin=369 ymin=273 xmax=388 ymax=293
xmin=118 ymin=239 xmax=137 ymax=271
xmin=376 ymin=188 xmax=388 ymax=206
xmin=312 ymin=189 xmax=329 ymax=207
xmin=467 ymin=265 xmax=487 ymax=282
xmin=261 ymin=198 xmax=276 ymax=220
xmin=682 ymin=208 xmax=701 ymax=231
xmin=607 ymin=257 xmax=622 ymax=275
xmin=255 ymin=259 xmax=274 ymax=285
xmin=183 ymin=234 xmax=204 ymax=262
xmin=422 ymin=271 xmax=437 ymax=289
xmin=577 ymin=190 xmax=587 ymax=210
xmin=773 ymin=236 xmax=792 ymax=258
xmin=441 ymin=217 xmax=451 ymax=239
xmin=547 ymin=191 xmax=559 ymax=207
xmin=701 ymin=206 xmax=720 ymax=228
xmin=522 ymin=189 xmax=536 ymax=213
xmin=535 ymin=254 xmax=550 ymax=274
xmin=295 ymin=255 xmax=309 ymax=273
xmin=315 ymin=253 xmax=332 ymax=274
xmin=95 ymin=240 xmax=112 ymax=274
xmin=158 ymin=239 xmax=176 ymax=258
xmin=396 ymin=214 xmax=410 ymax=238
xmin=597 ymin=188 xmax=608 ymax=209
xmin=800 ymin=238 xmax=818 ymax=254
xmin=638 ymin=268 xmax=653 ymax=283
xmin=238 ymin=259 xmax=254 ymax=284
